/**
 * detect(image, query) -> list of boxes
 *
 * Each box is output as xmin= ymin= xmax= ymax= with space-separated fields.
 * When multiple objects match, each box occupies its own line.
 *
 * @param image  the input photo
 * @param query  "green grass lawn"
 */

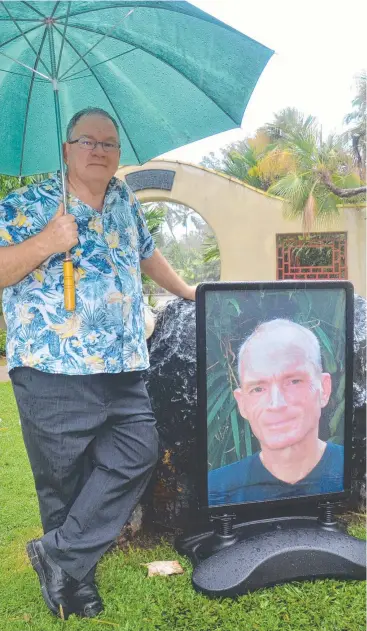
xmin=0 ymin=381 xmax=365 ymax=631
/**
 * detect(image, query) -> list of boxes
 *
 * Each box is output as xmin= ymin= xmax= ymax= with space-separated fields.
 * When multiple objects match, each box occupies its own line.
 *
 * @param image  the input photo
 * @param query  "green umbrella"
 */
xmin=0 ymin=1 xmax=273 ymax=309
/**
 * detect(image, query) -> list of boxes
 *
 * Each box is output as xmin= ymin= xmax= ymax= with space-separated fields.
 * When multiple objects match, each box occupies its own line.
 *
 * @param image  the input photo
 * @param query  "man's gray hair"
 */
xmin=66 ymin=108 xmax=120 ymax=141
xmin=237 ymin=318 xmax=323 ymax=382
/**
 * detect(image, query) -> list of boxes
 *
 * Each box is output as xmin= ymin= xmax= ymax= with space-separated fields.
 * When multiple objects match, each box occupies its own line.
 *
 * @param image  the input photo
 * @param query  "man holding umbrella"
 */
xmin=0 ymin=107 xmax=196 ymax=619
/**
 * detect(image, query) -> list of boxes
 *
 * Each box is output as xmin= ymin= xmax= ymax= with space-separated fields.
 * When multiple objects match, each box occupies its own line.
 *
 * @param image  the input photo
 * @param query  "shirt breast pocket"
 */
xmin=113 ymin=208 xmax=139 ymax=253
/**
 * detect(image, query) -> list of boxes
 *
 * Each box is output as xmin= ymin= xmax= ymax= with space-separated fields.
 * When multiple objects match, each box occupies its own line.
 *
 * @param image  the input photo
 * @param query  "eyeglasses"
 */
xmin=68 ymin=136 xmax=121 ymax=152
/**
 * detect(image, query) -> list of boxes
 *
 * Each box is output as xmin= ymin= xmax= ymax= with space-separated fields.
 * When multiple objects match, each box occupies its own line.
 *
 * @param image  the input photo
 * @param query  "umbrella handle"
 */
xmin=63 ymin=258 xmax=75 ymax=311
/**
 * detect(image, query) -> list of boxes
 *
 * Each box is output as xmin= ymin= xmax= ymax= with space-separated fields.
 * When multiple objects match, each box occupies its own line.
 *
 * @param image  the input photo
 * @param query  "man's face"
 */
xmin=63 ymin=115 xmax=120 ymax=187
xmin=234 ymin=335 xmax=332 ymax=451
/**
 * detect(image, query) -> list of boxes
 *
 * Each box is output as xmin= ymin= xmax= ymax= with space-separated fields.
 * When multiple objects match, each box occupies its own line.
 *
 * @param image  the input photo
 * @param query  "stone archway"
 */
xmin=117 ymin=160 xmax=366 ymax=296
xmin=117 ymin=160 xmax=285 ymax=283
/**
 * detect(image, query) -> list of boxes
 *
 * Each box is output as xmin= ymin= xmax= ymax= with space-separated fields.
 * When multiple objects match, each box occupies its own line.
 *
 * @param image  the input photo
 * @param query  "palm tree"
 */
xmin=221 ymin=140 xmax=268 ymax=190
xmin=140 ymin=204 xmax=166 ymax=303
xmin=202 ymin=128 xmax=313 ymax=193
xmin=268 ymin=126 xmax=365 ymax=231
xmin=343 ymin=70 xmax=366 ymax=182
xmin=201 ymin=136 xmax=271 ymax=190
xmin=261 ymin=107 xmax=317 ymax=143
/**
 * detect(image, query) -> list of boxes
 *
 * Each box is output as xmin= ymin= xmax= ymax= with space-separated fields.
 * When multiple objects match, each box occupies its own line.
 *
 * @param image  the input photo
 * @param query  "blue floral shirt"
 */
xmin=0 ymin=174 xmax=155 ymax=375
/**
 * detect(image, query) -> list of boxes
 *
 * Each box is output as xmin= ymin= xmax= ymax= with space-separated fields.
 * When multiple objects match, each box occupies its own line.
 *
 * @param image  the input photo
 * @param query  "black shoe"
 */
xmin=69 ymin=580 xmax=103 ymax=618
xmin=26 ymin=539 xmax=71 ymax=619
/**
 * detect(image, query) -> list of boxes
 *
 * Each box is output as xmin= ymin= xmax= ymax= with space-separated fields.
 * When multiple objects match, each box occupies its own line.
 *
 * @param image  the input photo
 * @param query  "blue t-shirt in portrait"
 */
xmin=208 ymin=442 xmax=344 ymax=506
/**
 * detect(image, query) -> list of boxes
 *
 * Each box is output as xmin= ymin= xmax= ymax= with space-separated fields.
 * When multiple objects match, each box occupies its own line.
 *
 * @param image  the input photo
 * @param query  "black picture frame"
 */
xmin=196 ymin=280 xmax=354 ymax=518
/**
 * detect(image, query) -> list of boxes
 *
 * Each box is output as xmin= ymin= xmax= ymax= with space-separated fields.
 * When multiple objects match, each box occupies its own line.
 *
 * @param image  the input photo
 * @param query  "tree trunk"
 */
xmin=352 ymin=135 xmax=364 ymax=183
xmin=319 ymin=170 xmax=366 ymax=198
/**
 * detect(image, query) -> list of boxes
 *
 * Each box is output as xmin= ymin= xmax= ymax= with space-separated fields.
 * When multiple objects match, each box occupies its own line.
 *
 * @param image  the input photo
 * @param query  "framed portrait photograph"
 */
xmin=196 ymin=281 xmax=354 ymax=511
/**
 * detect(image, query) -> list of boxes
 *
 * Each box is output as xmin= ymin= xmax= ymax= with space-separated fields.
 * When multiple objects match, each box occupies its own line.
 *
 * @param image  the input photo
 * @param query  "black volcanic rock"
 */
xmin=144 ymin=299 xmax=198 ymax=531
xmin=351 ymin=295 xmax=366 ymax=507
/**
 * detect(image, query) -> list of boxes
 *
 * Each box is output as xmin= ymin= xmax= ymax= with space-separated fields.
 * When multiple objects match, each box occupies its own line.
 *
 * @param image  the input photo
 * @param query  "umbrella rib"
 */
xmin=0 ymin=49 xmax=50 ymax=79
xmin=1 ymin=3 xmax=52 ymax=77
xmin=57 ymin=31 xmax=108 ymax=83
xmin=58 ymin=7 xmax=135 ymax=82
xmin=0 ymin=23 xmax=42 ymax=49
xmin=21 ymin=1 xmax=46 ymax=18
xmin=62 ymin=23 xmax=238 ymax=125
xmin=53 ymin=25 xmax=141 ymax=163
xmin=0 ymin=67 xmax=46 ymax=80
xmin=19 ymin=26 xmax=49 ymax=175
xmin=56 ymin=1 xmax=71 ymax=78
xmin=0 ymin=17 xmax=43 ymax=22
xmin=61 ymin=71 xmax=92 ymax=82
xmin=61 ymin=48 xmax=137 ymax=82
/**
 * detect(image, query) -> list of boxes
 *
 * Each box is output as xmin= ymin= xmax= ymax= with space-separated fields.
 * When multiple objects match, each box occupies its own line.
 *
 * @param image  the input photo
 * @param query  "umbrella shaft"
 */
xmin=47 ymin=25 xmax=74 ymax=312
xmin=47 ymin=24 xmax=67 ymax=213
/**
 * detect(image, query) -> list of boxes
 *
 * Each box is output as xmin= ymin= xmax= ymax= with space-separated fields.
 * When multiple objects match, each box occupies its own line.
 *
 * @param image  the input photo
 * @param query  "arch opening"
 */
xmin=142 ymin=200 xmax=221 ymax=307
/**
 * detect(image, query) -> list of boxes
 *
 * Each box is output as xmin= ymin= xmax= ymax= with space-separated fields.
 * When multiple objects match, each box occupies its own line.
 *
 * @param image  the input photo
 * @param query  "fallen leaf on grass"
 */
xmin=142 ymin=560 xmax=184 ymax=577
xmin=59 ymin=604 xmax=65 ymax=621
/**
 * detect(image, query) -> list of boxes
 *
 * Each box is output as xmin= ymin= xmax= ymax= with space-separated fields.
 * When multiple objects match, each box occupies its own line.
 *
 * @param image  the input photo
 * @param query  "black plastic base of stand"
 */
xmin=175 ymin=516 xmax=366 ymax=597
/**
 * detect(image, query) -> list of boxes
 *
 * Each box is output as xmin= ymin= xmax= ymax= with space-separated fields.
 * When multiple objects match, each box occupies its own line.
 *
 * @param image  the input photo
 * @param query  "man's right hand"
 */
xmin=41 ymin=204 xmax=79 ymax=255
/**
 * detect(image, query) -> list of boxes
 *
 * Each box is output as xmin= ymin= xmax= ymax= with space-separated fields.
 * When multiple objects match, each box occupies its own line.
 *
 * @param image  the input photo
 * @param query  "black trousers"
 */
xmin=11 ymin=367 xmax=158 ymax=582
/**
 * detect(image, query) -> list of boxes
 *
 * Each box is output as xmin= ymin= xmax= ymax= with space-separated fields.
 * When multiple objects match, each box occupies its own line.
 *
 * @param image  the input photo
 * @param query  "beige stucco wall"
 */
xmin=118 ymin=160 xmax=366 ymax=297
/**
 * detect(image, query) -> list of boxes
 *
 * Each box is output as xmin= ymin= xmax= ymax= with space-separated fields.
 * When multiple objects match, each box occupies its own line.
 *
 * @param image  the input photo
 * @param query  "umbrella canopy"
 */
xmin=0 ymin=1 xmax=273 ymax=176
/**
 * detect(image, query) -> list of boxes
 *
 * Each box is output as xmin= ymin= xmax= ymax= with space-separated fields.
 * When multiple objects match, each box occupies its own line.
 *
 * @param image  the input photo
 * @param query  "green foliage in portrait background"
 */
xmin=206 ymin=289 xmax=346 ymax=471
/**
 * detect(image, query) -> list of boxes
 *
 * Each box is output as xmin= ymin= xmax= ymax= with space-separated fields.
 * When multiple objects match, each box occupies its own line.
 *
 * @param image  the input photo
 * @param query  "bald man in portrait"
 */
xmin=208 ymin=319 xmax=344 ymax=506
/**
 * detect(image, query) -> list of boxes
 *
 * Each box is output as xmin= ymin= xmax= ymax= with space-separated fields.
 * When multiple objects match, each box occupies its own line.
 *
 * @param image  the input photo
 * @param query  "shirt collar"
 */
xmin=51 ymin=171 xmax=122 ymax=211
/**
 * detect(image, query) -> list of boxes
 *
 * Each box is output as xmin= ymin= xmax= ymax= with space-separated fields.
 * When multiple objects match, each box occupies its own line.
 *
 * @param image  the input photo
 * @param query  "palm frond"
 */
xmin=203 ymin=235 xmax=220 ymax=263
xmin=312 ymin=185 xmax=340 ymax=229
xmin=223 ymin=148 xmax=267 ymax=189
xmin=268 ymin=173 xmax=310 ymax=216
xmin=143 ymin=205 xmax=166 ymax=238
